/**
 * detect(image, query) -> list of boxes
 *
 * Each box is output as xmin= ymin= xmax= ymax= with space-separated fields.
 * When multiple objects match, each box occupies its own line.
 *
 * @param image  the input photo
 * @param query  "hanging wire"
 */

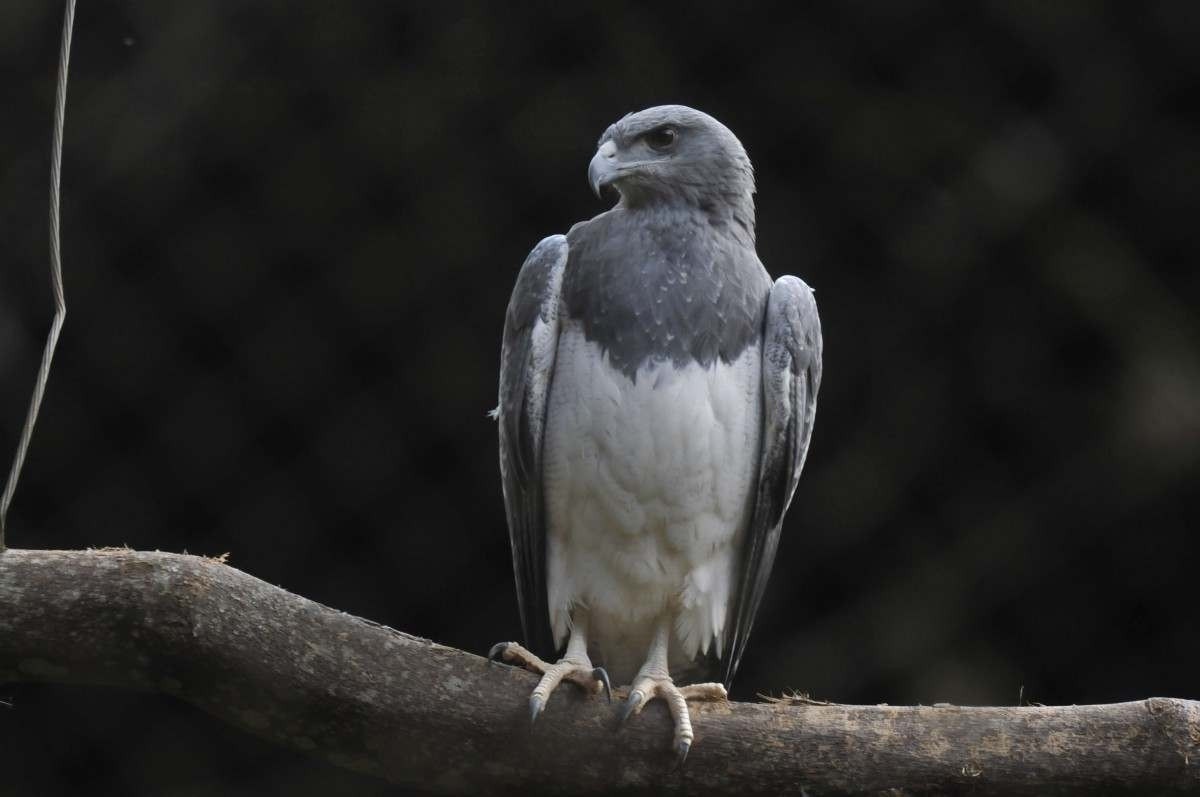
xmin=0 ymin=0 xmax=76 ymax=551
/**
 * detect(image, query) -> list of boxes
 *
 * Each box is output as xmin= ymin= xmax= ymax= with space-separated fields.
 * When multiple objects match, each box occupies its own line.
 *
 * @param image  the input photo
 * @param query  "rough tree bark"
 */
xmin=0 ymin=548 xmax=1196 ymax=795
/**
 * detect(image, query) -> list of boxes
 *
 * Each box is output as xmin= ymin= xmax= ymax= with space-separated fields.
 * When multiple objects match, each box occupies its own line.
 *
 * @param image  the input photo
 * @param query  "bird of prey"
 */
xmin=491 ymin=105 xmax=822 ymax=762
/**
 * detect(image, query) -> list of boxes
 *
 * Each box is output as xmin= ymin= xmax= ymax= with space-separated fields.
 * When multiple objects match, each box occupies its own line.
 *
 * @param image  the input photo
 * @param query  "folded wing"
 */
xmin=497 ymin=235 xmax=569 ymax=658
xmin=723 ymin=275 xmax=823 ymax=685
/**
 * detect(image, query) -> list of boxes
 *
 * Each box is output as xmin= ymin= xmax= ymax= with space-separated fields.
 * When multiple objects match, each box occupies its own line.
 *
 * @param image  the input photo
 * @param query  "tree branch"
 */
xmin=0 ymin=549 xmax=1196 ymax=794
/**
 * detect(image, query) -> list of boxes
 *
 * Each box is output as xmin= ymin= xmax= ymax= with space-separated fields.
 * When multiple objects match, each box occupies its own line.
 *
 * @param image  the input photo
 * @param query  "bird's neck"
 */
xmin=621 ymin=192 xmax=756 ymax=248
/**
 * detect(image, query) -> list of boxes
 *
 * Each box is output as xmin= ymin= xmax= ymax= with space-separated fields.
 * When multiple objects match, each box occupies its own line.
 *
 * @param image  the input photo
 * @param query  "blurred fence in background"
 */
xmin=1 ymin=2 xmax=1198 ymax=794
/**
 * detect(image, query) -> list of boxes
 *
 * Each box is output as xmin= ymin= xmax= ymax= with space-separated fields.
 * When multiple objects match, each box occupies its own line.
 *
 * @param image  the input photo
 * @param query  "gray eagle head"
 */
xmin=588 ymin=105 xmax=756 ymax=223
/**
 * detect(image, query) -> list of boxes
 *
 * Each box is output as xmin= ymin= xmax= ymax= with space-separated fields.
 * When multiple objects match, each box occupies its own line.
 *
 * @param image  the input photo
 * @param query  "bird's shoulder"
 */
xmin=504 ymin=234 xmax=569 ymax=334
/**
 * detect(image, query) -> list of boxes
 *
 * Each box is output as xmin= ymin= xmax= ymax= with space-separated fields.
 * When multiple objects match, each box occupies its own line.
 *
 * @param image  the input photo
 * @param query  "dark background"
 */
xmin=3 ymin=1 xmax=1199 ymax=794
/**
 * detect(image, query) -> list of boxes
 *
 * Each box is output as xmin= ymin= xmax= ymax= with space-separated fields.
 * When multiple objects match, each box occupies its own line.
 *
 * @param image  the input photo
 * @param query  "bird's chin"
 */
xmin=595 ymin=181 xmax=622 ymax=202
xmin=590 ymin=162 xmax=647 ymax=200
xmin=589 ymin=168 xmax=621 ymax=199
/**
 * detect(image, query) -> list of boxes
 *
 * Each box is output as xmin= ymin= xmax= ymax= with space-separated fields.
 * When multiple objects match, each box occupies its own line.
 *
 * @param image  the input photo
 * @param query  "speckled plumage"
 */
xmin=563 ymin=205 xmax=770 ymax=382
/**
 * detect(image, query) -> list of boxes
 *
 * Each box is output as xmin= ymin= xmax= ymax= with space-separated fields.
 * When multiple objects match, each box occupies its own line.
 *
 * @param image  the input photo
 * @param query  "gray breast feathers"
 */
xmin=562 ymin=208 xmax=770 ymax=381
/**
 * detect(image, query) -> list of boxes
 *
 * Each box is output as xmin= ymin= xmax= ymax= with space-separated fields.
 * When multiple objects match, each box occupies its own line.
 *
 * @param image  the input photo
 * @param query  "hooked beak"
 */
xmin=588 ymin=139 xmax=619 ymax=198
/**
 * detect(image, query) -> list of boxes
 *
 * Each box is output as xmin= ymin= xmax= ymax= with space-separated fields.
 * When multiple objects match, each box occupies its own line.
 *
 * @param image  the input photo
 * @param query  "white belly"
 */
xmin=543 ymin=323 xmax=762 ymax=681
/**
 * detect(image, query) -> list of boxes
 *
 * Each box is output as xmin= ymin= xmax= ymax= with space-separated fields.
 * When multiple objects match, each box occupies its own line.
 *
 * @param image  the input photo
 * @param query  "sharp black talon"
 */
xmin=593 ymin=667 xmax=612 ymax=703
xmin=674 ymin=739 xmax=691 ymax=769
xmin=487 ymin=642 xmax=509 ymax=663
xmin=529 ymin=694 xmax=545 ymax=725
xmin=619 ymin=690 xmax=644 ymax=724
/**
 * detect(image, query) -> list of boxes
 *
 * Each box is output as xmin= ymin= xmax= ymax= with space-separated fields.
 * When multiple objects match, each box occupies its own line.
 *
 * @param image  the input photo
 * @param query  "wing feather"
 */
xmin=723 ymin=275 xmax=823 ymax=685
xmin=497 ymin=235 xmax=569 ymax=658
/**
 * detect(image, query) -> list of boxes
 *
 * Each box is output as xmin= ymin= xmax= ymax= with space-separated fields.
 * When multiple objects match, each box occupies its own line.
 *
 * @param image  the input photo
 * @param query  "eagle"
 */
xmin=490 ymin=105 xmax=822 ymax=762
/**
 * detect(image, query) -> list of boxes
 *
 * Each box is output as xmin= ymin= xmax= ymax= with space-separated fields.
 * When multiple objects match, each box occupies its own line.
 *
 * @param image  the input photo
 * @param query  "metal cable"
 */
xmin=0 ymin=0 xmax=76 ymax=551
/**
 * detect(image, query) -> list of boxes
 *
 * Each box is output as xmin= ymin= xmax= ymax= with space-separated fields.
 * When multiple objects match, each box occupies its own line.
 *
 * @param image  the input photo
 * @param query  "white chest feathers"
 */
xmin=543 ymin=322 xmax=763 ymax=678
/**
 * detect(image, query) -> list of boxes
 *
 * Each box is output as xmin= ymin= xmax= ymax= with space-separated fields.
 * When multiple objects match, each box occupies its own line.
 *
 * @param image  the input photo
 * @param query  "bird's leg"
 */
xmin=618 ymin=617 xmax=728 ymax=764
xmin=488 ymin=612 xmax=611 ymax=724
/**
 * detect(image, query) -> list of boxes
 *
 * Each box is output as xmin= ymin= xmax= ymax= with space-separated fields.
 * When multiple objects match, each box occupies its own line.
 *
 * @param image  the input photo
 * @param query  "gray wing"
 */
xmin=497 ymin=234 xmax=569 ymax=658
xmin=723 ymin=275 xmax=823 ymax=685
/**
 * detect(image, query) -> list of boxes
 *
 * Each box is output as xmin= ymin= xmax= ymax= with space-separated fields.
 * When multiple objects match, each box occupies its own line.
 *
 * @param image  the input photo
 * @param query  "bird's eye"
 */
xmin=644 ymin=126 xmax=678 ymax=151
